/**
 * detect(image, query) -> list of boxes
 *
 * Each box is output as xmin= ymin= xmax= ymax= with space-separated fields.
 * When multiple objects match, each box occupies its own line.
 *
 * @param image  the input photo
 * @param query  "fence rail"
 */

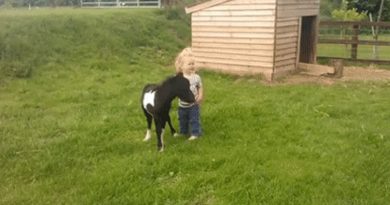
xmin=319 ymin=39 xmax=390 ymax=46
xmin=318 ymin=20 xmax=390 ymax=63
xmin=320 ymin=21 xmax=390 ymax=28
xmin=81 ymin=0 xmax=161 ymax=8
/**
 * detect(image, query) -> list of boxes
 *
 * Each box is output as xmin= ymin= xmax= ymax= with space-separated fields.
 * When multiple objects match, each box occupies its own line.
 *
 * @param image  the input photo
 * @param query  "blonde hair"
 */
xmin=174 ymin=47 xmax=195 ymax=74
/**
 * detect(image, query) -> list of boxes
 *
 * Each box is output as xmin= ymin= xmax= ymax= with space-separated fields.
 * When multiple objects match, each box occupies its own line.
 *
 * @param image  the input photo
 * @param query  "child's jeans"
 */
xmin=178 ymin=104 xmax=201 ymax=136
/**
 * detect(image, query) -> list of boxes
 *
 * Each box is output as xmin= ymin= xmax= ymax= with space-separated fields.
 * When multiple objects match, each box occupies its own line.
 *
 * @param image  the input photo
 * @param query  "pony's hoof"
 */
xmin=158 ymin=147 xmax=164 ymax=152
xmin=143 ymin=130 xmax=152 ymax=141
xmin=173 ymin=133 xmax=179 ymax=137
xmin=143 ymin=135 xmax=151 ymax=142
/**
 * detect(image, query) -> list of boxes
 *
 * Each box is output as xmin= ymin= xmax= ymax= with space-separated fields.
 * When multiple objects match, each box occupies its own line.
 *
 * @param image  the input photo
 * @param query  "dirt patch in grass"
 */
xmin=274 ymin=65 xmax=390 ymax=85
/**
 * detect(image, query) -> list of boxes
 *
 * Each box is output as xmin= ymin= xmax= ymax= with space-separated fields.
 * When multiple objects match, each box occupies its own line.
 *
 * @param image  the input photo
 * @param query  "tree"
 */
xmin=331 ymin=7 xmax=367 ymax=21
xmin=347 ymin=0 xmax=389 ymax=21
xmin=347 ymin=0 xmax=387 ymax=59
xmin=321 ymin=0 xmax=344 ymax=19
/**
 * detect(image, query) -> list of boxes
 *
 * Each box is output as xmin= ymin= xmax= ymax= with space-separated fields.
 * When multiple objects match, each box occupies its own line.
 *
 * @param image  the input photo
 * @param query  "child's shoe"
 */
xmin=174 ymin=133 xmax=186 ymax=137
xmin=188 ymin=136 xmax=198 ymax=141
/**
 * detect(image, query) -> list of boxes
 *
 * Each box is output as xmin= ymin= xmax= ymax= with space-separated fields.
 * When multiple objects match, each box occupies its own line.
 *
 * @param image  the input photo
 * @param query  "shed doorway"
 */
xmin=299 ymin=16 xmax=318 ymax=63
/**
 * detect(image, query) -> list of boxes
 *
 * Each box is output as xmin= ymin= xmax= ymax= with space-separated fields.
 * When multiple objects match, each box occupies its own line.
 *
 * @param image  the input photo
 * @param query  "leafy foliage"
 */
xmin=330 ymin=0 xmax=367 ymax=21
xmin=320 ymin=0 xmax=343 ymax=19
xmin=331 ymin=7 xmax=367 ymax=21
xmin=347 ymin=0 xmax=390 ymax=21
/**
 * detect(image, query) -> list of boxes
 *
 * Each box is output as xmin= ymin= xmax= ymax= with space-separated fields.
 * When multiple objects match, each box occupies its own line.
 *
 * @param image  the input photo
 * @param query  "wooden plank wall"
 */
xmin=274 ymin=0 xmax=320 ymax=78
xmin=191 ymin=0 xmax=277 ymax=79
xmin=277 ymin=0 xmax=320 ymax=18
xmin=274 ymin=17 xmax=299 ymax=76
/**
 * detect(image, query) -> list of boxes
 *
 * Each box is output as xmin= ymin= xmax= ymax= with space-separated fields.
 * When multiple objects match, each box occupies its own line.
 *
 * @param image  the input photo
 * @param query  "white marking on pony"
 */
xmin=142 ymin=91 xmax=156 ymax=110
xmin=161 ymin=129 xmax=165 ymax=138
xmin=143 ymin=129 xmax=152 ymax=141
xmin=160 ymin=129 xmax=165 ymax=152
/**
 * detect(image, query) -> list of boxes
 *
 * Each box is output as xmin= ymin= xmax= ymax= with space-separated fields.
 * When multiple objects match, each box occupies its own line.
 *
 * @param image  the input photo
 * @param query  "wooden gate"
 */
xmin=318 ymin=21 xmax=390 ymax=64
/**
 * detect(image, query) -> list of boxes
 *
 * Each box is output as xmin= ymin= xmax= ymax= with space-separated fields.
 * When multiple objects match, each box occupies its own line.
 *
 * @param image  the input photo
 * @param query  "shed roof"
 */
xmin=185 ymin=0 xmax=233 ymax=14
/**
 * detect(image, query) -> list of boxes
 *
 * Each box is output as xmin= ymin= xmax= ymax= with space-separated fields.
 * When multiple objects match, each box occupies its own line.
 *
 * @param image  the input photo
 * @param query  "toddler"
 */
xmin=174 ymin=48 xmax=203 ymax=140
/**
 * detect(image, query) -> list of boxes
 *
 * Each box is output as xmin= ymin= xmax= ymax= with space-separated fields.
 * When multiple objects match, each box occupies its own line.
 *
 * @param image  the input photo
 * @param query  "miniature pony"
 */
xmin=141 ymin=73 xmax=195 ymax=151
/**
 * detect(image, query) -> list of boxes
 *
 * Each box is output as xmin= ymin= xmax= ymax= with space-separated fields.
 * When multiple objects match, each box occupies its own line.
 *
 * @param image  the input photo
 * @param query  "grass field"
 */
xmin=318 ymin=34 xmax=390 ymax=61
xmin=1 ymin=8 xmax=390 ymax=204
xmin=318 ymin=44 xmax=390 ymax=61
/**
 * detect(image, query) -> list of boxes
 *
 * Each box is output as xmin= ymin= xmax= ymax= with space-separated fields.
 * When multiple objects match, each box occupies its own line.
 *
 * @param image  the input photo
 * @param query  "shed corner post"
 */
xmin=296 ymin=17 xmax=302 ymax=70
xmin=313 ymin=15 xmax=320 ymax=64
xmin=271 ymin=0 xmax=279 ymax=81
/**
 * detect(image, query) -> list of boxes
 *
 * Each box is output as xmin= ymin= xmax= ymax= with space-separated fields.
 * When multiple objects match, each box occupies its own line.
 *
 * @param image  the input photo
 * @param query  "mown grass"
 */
xmin=318 ymin=34 xmax=390 ymax=61
xmin=1 ymin=8 xmax=390 ymax=205
xmin=318 ymin=43 xmax=390 ymax=61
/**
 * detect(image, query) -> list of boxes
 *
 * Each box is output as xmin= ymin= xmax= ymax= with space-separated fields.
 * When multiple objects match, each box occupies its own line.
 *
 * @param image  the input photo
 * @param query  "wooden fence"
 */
xmin=81 ymin=0 xmax=161 ymax=8
xmin=318 ymin=21 xmax=390 ymax=64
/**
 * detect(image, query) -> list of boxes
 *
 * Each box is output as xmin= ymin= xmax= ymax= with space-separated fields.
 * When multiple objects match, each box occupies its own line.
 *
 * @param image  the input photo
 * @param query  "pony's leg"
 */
xmin=161 ymin=120 xmax=167 ymax=145
xmin=154 ymin=119 xmax=164 ymax=152
xmin=167 ymin=115 xmax=177 ymax=136
xmin=143 ymin=109 xmax=153 ymax=142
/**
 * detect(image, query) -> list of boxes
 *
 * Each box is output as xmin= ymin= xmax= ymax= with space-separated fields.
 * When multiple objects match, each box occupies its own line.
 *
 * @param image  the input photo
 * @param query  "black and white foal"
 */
xmin=141 ymin=72 xmax=195 ymax=152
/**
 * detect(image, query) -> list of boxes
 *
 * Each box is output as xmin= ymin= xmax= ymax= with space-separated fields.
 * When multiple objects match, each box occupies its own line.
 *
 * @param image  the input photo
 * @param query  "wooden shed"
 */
xmin=185 ymin=0 xmax=320 ymax=80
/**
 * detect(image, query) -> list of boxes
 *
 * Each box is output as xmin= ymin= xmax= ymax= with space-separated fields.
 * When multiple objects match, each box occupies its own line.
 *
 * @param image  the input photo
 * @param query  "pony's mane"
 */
xmin=160 ymin=73 xmax=183 ymax=86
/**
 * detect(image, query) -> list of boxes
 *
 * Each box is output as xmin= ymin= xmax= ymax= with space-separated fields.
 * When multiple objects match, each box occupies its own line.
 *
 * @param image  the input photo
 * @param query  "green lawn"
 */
xmin=1 ymin=8 xmax=390 ymax=204
xmin=318 ymin=44 xmax=390 ymax=60
xmin=318 ymin=34 xmax=390 ymax=61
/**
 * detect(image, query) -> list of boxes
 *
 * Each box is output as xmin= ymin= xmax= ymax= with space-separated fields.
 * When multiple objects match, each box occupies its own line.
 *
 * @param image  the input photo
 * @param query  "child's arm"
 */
xmin=196 ymin=86 xmax=204 ymax=104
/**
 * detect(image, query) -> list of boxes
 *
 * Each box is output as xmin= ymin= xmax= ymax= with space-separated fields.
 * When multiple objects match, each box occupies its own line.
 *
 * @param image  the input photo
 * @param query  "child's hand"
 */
xmin=195 ymin=96 xmax=203 ymax=104
xmin=196 ymin=87 xmax=204 ymax=105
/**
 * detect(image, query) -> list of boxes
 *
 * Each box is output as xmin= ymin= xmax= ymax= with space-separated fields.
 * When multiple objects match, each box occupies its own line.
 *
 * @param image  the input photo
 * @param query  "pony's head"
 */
xmin=172 ymin=72 xmax=195 ymax=103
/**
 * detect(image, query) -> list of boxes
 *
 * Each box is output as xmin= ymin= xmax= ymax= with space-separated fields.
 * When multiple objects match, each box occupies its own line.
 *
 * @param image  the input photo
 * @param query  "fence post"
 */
xmin=351 ymin=24 xmax=359 ymax=59
xmin=331 ymin=59 xmax=344 ymax=78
